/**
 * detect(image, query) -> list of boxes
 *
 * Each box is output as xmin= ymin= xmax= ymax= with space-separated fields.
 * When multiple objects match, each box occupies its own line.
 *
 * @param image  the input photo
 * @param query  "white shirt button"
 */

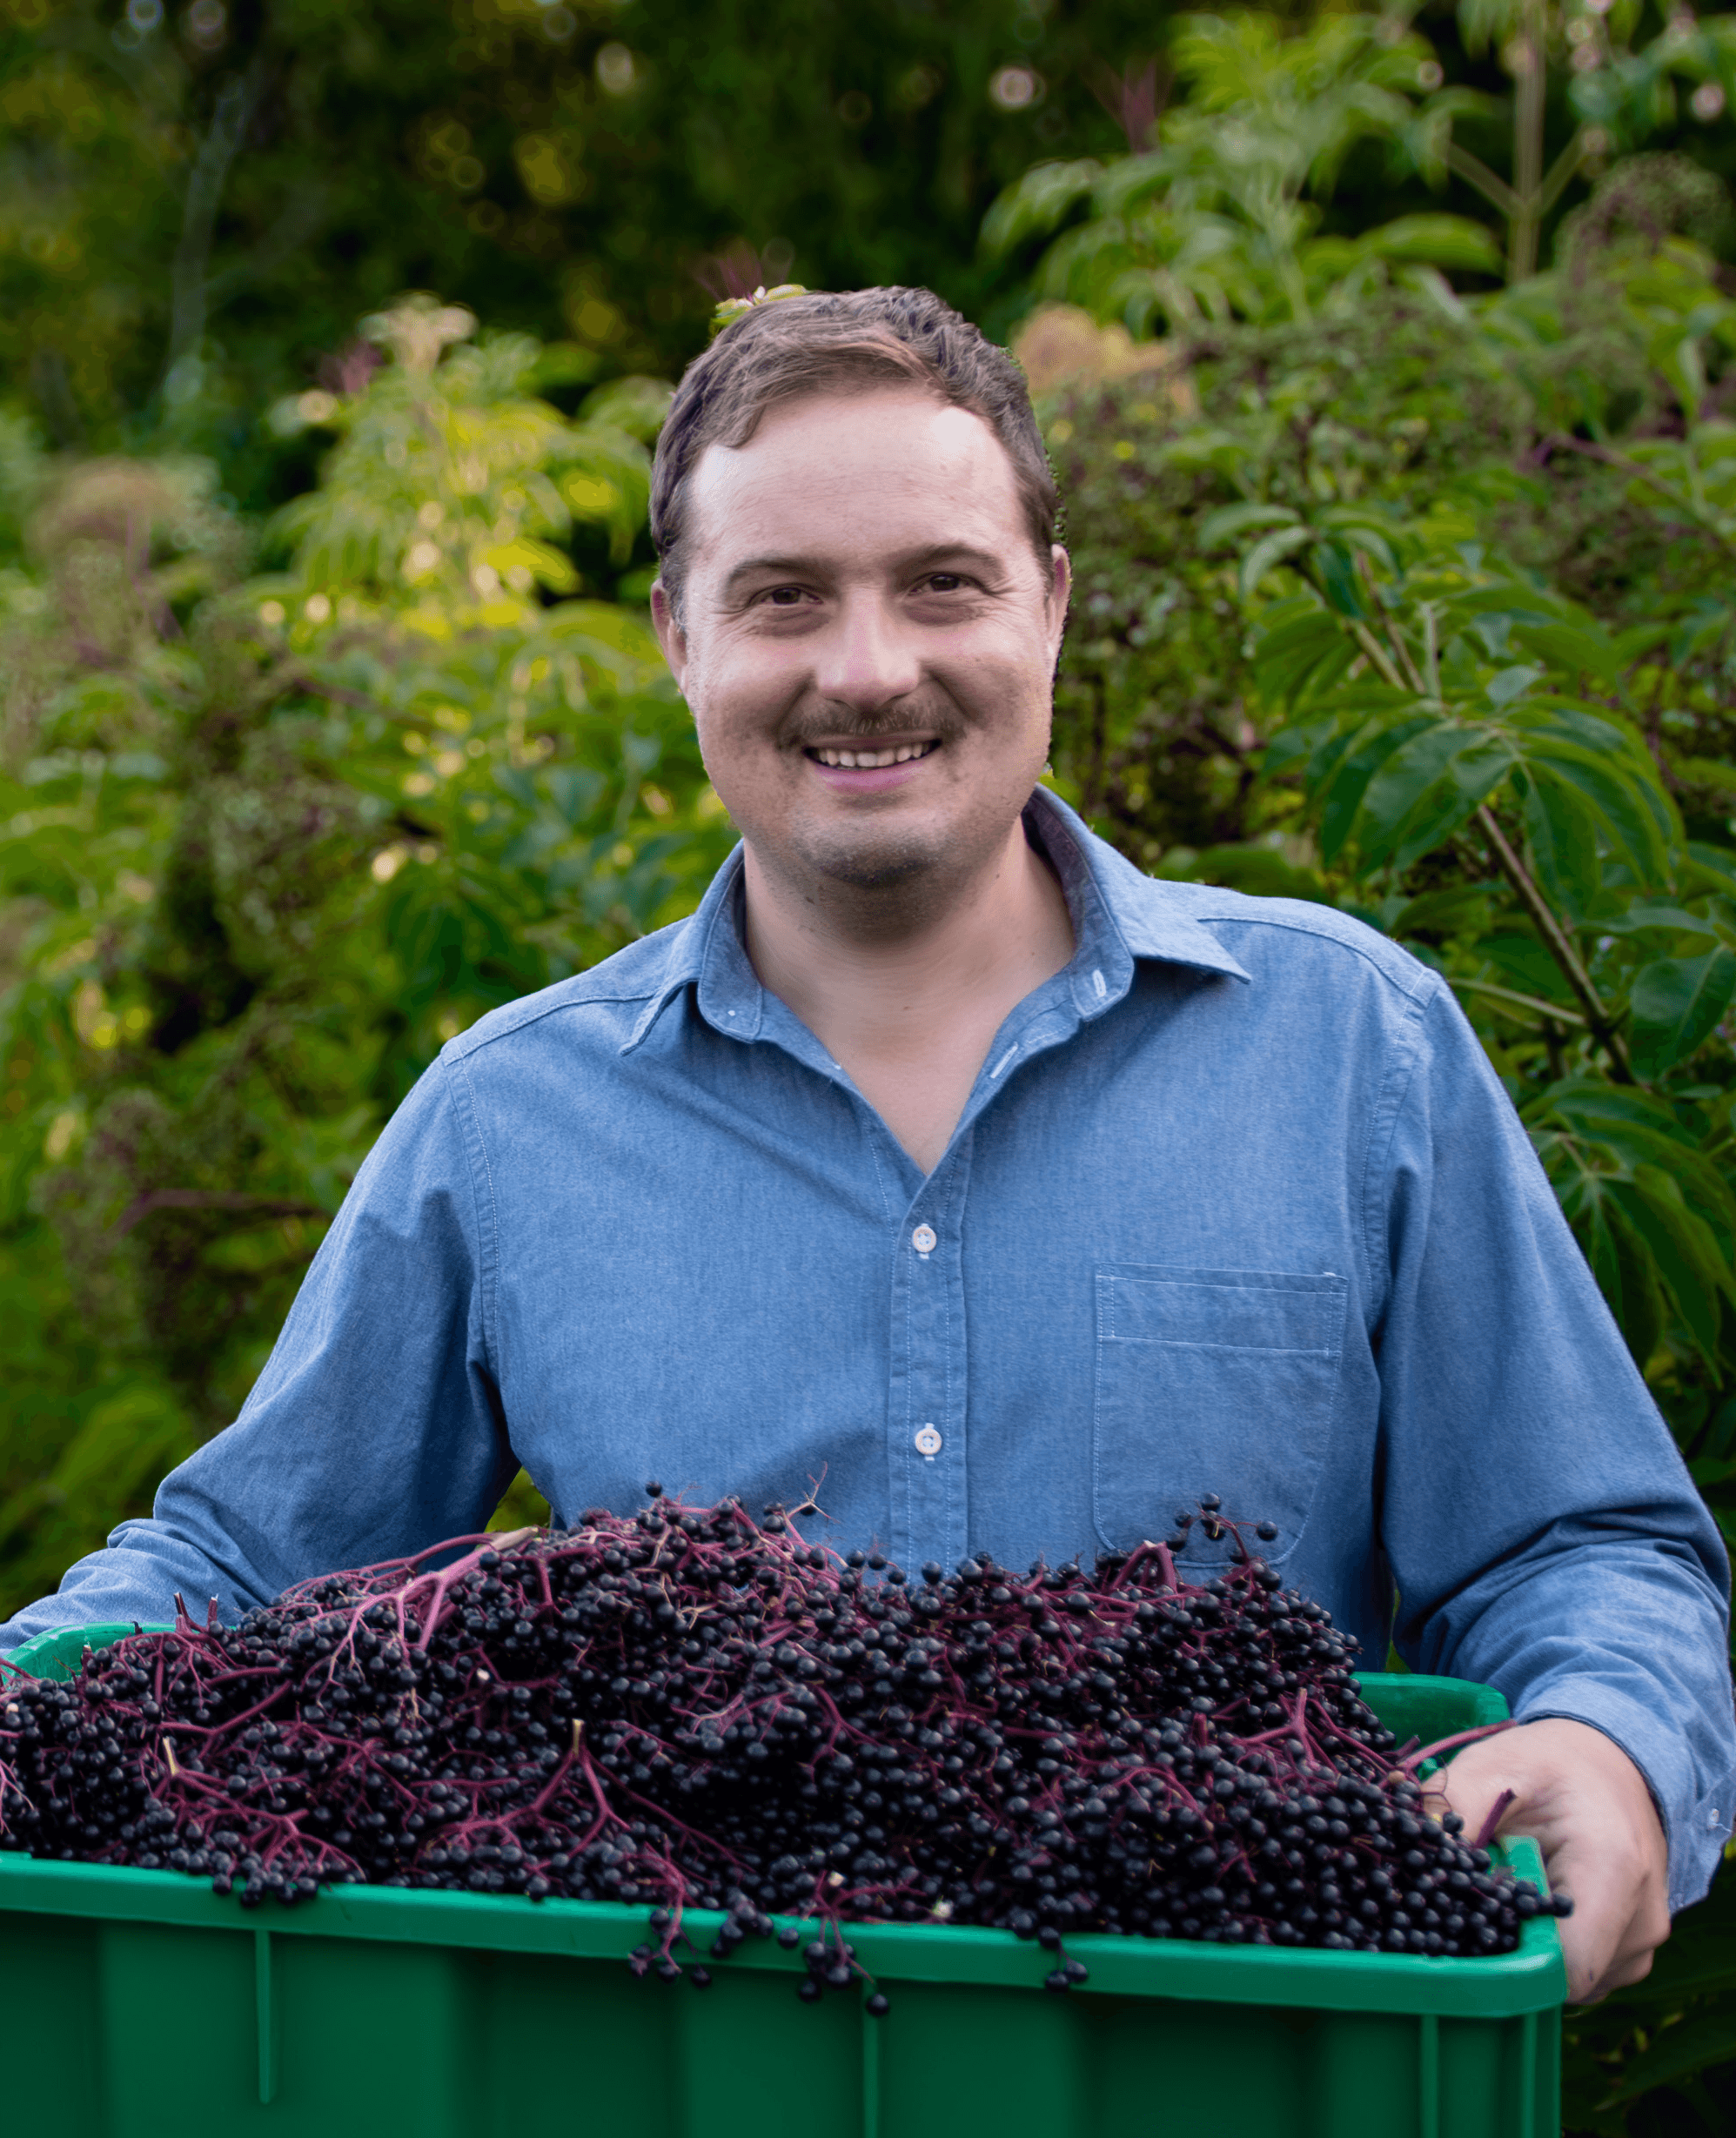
xmin=911 ymin=1224 xmax=937 ymax=1253
xmin=914 ymin=1424 xmax=942 ymax=1457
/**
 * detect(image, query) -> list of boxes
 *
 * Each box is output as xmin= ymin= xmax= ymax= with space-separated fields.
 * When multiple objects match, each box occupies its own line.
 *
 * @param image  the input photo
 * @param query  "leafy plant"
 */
xmin=984 ymin=10 xmax=1504 ymax=332
xmin=985 ymin=2 xmax=1736 ymax=331
xmin=0 ymin=302 xmax=732 ymax=1606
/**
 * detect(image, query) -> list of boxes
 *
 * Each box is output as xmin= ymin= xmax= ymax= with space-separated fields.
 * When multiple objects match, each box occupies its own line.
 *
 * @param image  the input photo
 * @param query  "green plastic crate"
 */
xmin=0 ymin=1626 xmax=1565 ymax=2138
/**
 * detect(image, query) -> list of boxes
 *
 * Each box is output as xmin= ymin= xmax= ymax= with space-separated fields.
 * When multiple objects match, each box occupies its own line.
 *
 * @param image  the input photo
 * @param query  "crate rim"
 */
xmin=0 ymin=1850 xmax=1565 ymax=2017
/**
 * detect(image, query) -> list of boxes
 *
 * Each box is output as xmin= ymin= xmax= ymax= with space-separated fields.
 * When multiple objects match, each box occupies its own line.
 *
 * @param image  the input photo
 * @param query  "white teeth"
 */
xmin=813 ymin=741 xmax=936 ymax=768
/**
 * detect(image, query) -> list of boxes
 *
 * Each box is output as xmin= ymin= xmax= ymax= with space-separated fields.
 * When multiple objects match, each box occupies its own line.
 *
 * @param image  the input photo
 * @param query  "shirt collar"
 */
xmin=620 ymin=784 xmax=1249 ymax=1055
xmin=1025 ymin=786 xmax=1250 ymax=989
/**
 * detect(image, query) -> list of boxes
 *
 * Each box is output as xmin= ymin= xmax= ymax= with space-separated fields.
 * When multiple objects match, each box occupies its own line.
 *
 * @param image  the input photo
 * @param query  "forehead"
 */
xmin=682 ymin=387 xmax=1029 ymax=573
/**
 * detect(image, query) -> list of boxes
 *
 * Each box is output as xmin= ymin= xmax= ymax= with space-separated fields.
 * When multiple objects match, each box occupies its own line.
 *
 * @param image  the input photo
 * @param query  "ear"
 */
xmin=1047 ymin=544 xmax=1072 ymax=639
xmin=650 ymin=580 xmax=688 ymax=689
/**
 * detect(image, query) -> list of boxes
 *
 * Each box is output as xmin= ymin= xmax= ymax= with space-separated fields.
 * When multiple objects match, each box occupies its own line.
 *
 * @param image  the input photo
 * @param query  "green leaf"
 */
xmin=1485 ymin=664 xmax=1543 ymax=708
xmin=1524 ymin=770 xmax=1604 ymax=917
xmin=1602 ymin=2011 xmax=1736 ymax=2104
xmin=1608 ymin=1169 xmax=1730 ymax=1362
xmin=1357 ymin=212 xmax=1505 ymax=274
xmin=1238 ymin=524 xmax=1315 ymax=600
xmin=1313 ymin=710 xmax=1436 ymax=868
xmin=1356 ymin=726 xmax=1511 ymax=873
xmin=1684 ymin=841 xmax=1736 ymax=899
xmin=981 ymin=159 xmax=1105 ymax=258
xmin=1605 ymin=1191 xmax=1669 ymax=1367
xmin=1251 ymin=601 xmax=1354 ymax=710
xmin=1510 ymin=618 xmax=1625 ymax=688
xmin=1391 ymin=883 xmax=1494 ymax=939
xmin=1516 ymin=721 xmax=1676 ymax=886
xmin=1316 ymin=540 xmax=1369 ymax=620
xmin=1196 ymin=501 xmax=1301 ymax=550
xmin=1628 ymin=948 xmax=1736 ymax=1078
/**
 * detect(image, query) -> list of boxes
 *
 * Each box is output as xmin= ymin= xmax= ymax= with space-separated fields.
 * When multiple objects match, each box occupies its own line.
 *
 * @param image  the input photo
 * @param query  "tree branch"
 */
xmin=1475 ymin=804 xmax=1635 ymax=1081
xmin=164 ymin=66 xmax=265 ymax=386
xmin=1540 ymin=432 xmax=1736 ymax=557
xmin=1444 ymin=141 xmax=1521 ymax=222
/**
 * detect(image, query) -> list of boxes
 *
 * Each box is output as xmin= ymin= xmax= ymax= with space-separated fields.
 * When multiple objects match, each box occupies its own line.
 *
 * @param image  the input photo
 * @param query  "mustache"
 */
xmin=780 ymin=705 xmax=964 ymax=749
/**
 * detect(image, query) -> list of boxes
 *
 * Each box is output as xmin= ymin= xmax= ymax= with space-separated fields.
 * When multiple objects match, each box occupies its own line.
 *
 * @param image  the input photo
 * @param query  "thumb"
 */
xmin=1430 ymin=1740 xmax=1521 ymax=1850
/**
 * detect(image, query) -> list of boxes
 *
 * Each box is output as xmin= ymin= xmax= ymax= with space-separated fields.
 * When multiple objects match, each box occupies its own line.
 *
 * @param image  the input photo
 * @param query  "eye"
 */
xmin=761 ymin=585 xmax=808 ymax=607
xmin=920 ymin=573 xmax=969 ymax=593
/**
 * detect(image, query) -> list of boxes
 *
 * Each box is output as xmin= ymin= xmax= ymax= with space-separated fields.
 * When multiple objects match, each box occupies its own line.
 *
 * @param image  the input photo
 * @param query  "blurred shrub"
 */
xmin=0 ymin=299 xmax=731 ymax=1604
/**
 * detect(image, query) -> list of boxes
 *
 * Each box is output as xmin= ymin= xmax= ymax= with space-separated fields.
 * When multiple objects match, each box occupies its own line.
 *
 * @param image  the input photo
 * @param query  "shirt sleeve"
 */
xmin=0 ymin=1054 xmax=515 ymax=1652
xmin=1376 ymin=981 xmax=1736 ymax=1911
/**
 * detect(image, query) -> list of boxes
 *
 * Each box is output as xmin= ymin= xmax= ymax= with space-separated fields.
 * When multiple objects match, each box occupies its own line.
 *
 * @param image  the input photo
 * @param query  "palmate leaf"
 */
xmin=1526 ymin=1079 xmax=1736 ymax=1364
xmin=1313 ymin=708 xmax=1438 ymax=867
xmin=1250 ymin=599 xmax=1358 ymax=711
xmin=1628 ymin=948 xmax=1736 ymax=1079
xmin=1507 ymin=704 xmax=1680 ymax=885
xmin=1355 ymin=727 xmax=1513 ymax=873
xmin=1530 ymin=1080 xmax=1736 ymax=1237
xmin=1245 ymin=558 xmax=1680 ymax=894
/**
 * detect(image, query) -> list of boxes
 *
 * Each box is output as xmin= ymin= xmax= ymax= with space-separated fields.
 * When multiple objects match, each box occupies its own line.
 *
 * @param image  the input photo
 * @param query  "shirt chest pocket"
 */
xmin=1092 ymin=1263 xmax=1348 ymax=1567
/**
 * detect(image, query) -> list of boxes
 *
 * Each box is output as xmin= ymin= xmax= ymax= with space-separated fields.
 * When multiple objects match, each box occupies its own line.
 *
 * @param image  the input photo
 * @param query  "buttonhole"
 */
xmin=989 ymin=1045 xmax=1019 ymax=1079
xmin=1091 ymin=969 xmax=1107 ymax=999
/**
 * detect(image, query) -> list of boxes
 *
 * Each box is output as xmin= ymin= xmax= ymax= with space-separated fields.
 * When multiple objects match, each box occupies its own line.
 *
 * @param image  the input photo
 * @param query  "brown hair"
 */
xmin=649 ymin=286 xmax=1057 ymax=620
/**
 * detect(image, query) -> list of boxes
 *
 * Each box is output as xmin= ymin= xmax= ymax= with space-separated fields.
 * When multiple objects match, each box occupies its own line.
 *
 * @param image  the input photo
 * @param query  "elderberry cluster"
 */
xmin=0 ymin=1493 xmax=1567 ymax=1987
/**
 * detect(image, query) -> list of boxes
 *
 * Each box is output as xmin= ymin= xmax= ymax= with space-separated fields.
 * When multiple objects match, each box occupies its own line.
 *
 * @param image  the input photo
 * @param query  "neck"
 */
xmin=740 ymin=812 xmax=1076 ymax=1167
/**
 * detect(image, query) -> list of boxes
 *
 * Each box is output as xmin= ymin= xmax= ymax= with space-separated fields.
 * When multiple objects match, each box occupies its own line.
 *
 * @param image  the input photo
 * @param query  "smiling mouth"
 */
xmin=805 ymin=739 xmax=941 ymax=769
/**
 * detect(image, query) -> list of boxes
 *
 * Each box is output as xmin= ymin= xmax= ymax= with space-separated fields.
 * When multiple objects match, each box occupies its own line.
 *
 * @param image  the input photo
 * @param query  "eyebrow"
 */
xmin=717 ymin=542 xmax=1015 ymax=599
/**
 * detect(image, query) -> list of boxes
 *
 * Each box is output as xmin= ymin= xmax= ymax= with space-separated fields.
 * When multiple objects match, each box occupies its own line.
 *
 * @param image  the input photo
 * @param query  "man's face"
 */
xmin=652 ymin=386 xmax=1069 ymax=915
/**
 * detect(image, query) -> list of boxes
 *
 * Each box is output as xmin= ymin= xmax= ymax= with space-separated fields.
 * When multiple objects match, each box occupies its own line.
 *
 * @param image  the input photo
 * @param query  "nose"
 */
xmin=808 ymin=587 xmax=922 ymax=718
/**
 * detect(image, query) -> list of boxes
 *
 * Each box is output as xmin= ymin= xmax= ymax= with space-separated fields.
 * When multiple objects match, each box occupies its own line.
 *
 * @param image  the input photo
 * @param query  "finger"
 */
xmin=1583 ymin=1943 xmax=1657 ymax=2004
xmin=1547 ymin=1836 xmax=1635 ymax=2002
xmin=1432 ymin=1753 xmax=1515 ymax=1847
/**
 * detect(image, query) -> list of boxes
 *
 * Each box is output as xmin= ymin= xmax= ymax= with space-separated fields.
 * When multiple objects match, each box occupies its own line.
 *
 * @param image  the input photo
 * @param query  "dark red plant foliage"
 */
xmin=0 ymin=1494 xmax=1563 ymax=1994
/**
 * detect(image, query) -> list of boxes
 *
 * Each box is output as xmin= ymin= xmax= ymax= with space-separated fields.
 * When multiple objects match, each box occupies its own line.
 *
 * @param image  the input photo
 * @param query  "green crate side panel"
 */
xmin=0 ymin=1912 xmax=1562 ymax=2138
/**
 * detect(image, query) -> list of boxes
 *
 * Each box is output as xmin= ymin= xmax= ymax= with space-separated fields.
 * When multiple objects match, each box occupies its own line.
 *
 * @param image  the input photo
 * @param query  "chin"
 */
xmin=804 ymin=834 xmax=942 ymax=893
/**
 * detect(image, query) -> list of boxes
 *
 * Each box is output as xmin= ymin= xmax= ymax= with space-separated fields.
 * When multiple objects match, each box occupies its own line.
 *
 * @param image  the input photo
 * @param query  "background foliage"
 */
xmin=1 ymin=1 xmax=1734 ymax=2129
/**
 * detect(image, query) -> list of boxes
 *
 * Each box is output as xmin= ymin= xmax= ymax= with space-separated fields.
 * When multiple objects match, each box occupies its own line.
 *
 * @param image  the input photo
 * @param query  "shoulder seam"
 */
xmin=438 ymin=1052 xmax=501 ymax=1372
xmin=446 ymin=977 xmax=664 ymax=1062
xmin=1358 ymin=973 xmax=1445 ymax=1320
xmin=1176 ymin=902 xmax=1436 ymax=1005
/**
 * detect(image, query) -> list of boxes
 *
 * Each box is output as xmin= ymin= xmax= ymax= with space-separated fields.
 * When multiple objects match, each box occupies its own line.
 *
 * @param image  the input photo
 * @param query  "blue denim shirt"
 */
xmin=7 ymin=788 xmax=1731 ymax=1907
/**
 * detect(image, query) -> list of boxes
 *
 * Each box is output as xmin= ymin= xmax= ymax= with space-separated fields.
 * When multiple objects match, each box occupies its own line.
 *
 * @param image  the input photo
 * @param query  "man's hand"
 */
xmin=1431 ymin=1717 xmax=1670 ymax=2005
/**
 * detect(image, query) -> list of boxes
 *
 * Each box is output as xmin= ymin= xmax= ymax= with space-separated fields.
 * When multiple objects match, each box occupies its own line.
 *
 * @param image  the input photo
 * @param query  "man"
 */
xmin=3 ymin=288 xmax=1729 ymax=2007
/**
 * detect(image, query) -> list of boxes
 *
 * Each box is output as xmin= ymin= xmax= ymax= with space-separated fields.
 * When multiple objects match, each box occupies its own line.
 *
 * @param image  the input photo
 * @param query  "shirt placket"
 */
xmin=886 ymin=1142 xmax=971 ymax=1578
